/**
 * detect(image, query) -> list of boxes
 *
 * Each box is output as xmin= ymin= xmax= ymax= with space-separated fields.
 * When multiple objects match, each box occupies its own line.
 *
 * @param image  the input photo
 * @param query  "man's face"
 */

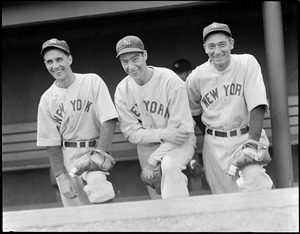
xmin=203 ymin=32 xmax=234 ymax=71
xmin=43 ymin=49 xmax=72 ymax=81
xmin=119 ymin=51 xmax=148 ymax=85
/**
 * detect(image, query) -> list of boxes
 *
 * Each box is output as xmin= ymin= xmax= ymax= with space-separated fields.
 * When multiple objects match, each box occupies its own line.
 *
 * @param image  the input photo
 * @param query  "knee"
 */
xmin=83 ymin=171 xmax=115 ymax=203
xmin=238 ymin=164 xmax=273 ymax=191
xmin=161 ymin=157 xmax=177 ymax=174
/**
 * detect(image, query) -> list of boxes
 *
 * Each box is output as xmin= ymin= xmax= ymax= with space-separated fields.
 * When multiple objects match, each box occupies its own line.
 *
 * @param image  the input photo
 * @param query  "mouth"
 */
xmin=213 ymin=56 xmax=225 ymax=62
xmin=130 ymin=68 xmax=140 ymax=76
xmin=54 ymin=70 xmax=62 ymax=76
xmin=214 ymin=54 xmax=224 ymax=59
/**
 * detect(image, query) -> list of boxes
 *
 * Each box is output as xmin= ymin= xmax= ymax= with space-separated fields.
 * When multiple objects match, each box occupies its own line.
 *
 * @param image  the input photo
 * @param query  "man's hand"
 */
xmin=160 ymin=126 xmax=189 ymax=145
xmin=141 ymin=163 xmax=156 ymax=179
xmin=140 ymin=163 xmax=162 ymax=194
xmin=56 ymin=173 xmax=78 ymax=199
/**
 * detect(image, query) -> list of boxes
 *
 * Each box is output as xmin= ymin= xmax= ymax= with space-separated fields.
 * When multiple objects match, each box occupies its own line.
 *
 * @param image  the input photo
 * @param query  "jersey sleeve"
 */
xmin=244 ymin=55 xmax=269 ymax=113
xmin=93 ymin=75 xmax=119 ymax=124
xmin=186 ymin=71 xmax=203 ymax=116
xmin=114 ymin=84 xmax=161 ymax=144
xmin=37 ymin=97 xmax=62 ymax=146
xmin=167 ymin=85 xmax=195 ymax=132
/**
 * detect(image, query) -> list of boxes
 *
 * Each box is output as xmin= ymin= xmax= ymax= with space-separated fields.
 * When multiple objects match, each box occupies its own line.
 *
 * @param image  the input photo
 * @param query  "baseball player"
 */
xmin=114 ymin=35 xmax=197 ymax=199
xmin=37 ymin=38 xmax=119 ymax=207
xmin=186 ymin=22 xmax=273 ymax=193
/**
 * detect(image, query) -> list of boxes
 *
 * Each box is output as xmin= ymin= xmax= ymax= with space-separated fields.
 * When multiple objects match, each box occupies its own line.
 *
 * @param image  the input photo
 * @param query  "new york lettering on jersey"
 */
xmin=202 ymin=82 xmax=243 ymax=108
xmin=52 ymin=99 xmax=93 ymax=125
xmin=129 ymin=100 xmax=169 ymax=119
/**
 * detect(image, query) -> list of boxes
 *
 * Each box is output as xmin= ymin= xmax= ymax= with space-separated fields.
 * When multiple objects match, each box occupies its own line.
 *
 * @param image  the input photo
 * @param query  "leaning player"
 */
xmin=186 ymin=22 xmax=273 ymax=193
xmin=114 ymin=35 xmax=197 ymax=199
xmin=37 ymin=38 xmax=119 ymax=207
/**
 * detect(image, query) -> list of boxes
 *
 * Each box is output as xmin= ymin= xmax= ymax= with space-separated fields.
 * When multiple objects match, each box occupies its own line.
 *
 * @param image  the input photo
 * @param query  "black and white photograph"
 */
xmin=2 ymin=1 xmax=298 ymax=232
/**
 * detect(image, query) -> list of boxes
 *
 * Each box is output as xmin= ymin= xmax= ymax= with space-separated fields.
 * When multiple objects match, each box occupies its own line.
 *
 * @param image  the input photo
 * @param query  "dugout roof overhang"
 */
xmin=2 ymin=1 xmax=220 ymax=28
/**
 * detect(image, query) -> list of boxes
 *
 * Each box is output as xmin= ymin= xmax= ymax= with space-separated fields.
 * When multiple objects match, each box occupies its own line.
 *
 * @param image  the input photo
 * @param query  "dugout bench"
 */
xmin=2 ymin=95 xmax=298 ymax=172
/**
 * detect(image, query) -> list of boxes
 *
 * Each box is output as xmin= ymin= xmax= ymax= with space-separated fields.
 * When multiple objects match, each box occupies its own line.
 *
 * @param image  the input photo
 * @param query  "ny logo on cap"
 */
xmin=49 ymin=39 xmax=58 ymax=44
xmin=124 ymin=39 xmax=130 ymax=45
xmin=212 ymin=23 xmax=219 ymax=28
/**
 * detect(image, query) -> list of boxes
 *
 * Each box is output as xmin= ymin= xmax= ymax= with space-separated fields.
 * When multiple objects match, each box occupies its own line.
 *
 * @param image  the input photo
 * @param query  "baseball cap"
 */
xmin=172 ymin=59 xmax=192 ymax=73
xmin=203 ymin=22 xmax=232 ymax=42
xmin=41 ymin=38 xmax=70 ymax=56
xmin=116 ymin=35 xmax=144 ymax=58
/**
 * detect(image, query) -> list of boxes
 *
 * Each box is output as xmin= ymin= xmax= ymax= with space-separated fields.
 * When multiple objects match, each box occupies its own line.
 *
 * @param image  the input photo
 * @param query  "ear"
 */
xmin=203 ymin=44 xmax=208 ymax=54
xmin=143 ymin=50 xmax=148 ymax=61
xmin=68 ymin=55 xmax=73 ymax=65
xmin=230 ymin=38 xmax=235 ymax=50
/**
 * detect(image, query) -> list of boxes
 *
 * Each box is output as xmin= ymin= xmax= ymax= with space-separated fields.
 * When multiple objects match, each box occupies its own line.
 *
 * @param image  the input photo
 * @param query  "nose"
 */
xmin=51 ymin=61 xmax=60 ymax=70
xmin=127 ymin=60 xmax=135 ymax=71
xmin=214 ymin=45 xmax=221 ymax=54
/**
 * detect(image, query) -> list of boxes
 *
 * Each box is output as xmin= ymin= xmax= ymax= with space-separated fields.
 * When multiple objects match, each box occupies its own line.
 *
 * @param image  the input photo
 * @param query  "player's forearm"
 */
xmin=46 ymin=146 xmax=66 ymax=177
xmin=97 ymin=118 xmax=118 ymax=153
xmin=248 ymin=105 xmax=266 ymax=141
xmin=127 ymin=128 xmax=161 ymax=144
xmin=147 ymin=142 xmax=176 ymax=166
xmin=193 ymin=114 xmax=206 ymax=135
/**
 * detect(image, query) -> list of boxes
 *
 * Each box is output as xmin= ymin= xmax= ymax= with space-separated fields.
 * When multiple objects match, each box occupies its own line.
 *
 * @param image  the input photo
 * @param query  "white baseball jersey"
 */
xmin=186 ymin=54 xmax=269 ymax=130
xmin=186 ymin=54 xmax=273 ymax=193
xmin=115 ymin=66 xmax=196 ymax=199
xmin=37 ymin=73 xmax=119 ymax=146
xmin=114 ymin=66 xmax=195 ymax=143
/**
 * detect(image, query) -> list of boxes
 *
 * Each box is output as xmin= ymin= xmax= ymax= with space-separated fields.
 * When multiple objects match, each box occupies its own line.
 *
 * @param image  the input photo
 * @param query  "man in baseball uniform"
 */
xmin=114 ymin=35 xmax=197 ymax=199
xmin=37 ymin=38 xmax=119 ymax=207
xmin=186 ymin=22 xmax=273 ymax=193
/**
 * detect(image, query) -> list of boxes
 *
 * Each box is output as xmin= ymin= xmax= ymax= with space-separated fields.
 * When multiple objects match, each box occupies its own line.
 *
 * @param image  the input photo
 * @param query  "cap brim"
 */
xmin=203 ymin=29 xmax=232 ymax=41
xmin=116 ymin=48 xmax=144 ymax=58
xmin=41 ymin=45 xmax=69 ymax=56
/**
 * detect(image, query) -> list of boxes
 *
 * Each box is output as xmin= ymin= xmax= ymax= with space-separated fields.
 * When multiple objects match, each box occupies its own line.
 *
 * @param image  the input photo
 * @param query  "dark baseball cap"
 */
xmin=116 ymin=35 xmax=144 ymax=58
xmin=203 ymin=22 xmax=232 ymax=42
xmin=41 ymin=38 xmax=70 ymax=56
xmin=172 ymin=59 xmax=192 ymax=73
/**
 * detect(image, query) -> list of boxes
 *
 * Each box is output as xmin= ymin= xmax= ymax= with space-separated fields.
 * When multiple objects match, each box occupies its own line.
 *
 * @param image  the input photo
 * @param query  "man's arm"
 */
xmin=46 ymin=146 xmax=77 ymax=199
xmin=46 ymin=146 xmax=66 ymax=177
xmin=248 ymin=105 xmax=266 ymax=141
xmin=96 ymin=118 xmax=118 ymax=154
xmin=193 ymin=113 xmax=206 ymax=135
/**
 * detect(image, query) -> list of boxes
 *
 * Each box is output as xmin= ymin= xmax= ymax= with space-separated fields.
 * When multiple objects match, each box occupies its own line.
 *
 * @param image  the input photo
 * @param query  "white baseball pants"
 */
xmin=137 ymin=133 xmax=197 ymax=199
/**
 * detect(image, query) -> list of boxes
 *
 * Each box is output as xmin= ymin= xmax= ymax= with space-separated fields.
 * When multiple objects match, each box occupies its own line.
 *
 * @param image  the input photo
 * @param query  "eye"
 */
xmin=207 ymin=44 xmax=215 ymax=50
xmin=219 ymin=42 xmax=227 ymax=47
xmin=56 ymin=58 xmax=63 ymax=62
xmin=45 ymin=60 xmax=53 ymax=65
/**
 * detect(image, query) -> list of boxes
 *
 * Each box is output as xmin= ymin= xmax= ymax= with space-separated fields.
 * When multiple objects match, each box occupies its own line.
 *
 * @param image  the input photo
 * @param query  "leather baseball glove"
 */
xmin=69 ymin=148 xmax=116 ymax=177
xmin=228 ymin=139 xmax=271 ymax=177
xmin=140 ymin=162 xmax=162 ymax=194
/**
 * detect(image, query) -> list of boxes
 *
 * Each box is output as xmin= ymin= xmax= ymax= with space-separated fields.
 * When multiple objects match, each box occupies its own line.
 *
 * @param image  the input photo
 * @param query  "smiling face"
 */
xmin=119 ymin=51 xmax=149 ymax=85
xmin=203 ymin=32 xmax=234 ymax=71
xmin=43 ymin=48 xmax=73 ymax=84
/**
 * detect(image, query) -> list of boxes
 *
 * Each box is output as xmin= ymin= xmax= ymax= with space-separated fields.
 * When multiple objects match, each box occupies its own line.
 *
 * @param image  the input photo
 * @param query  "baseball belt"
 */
xmin=206 ymin=125 xmax=249 ymax=138
xmin=62 ymin=139 xmax=97 ymax=148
